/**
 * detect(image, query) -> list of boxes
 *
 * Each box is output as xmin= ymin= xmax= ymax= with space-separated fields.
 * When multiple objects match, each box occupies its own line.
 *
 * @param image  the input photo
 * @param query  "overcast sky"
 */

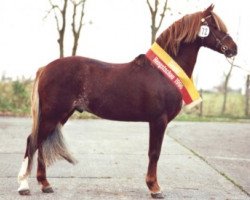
xmin=0 ymin=0 xmax=249 ymax=90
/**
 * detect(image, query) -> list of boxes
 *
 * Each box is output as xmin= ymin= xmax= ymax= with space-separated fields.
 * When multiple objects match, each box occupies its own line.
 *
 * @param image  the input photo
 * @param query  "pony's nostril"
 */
xmin=229 ymin=48 xmax=237 ymax=57
xmin=233 ymin=47 xmax=238 ymax=55
xmin=226 ymin=46 xmax=237 ymax=57
xmin=232 ymin=45 xmax=238 ymax=55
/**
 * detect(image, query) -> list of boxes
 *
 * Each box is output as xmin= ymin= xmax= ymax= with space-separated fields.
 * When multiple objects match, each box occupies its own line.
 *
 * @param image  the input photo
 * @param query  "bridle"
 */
xmin=200 ymin=16 xmax=230 ymax=54
xmin=210 ymin=29 xmax=230 ymax=53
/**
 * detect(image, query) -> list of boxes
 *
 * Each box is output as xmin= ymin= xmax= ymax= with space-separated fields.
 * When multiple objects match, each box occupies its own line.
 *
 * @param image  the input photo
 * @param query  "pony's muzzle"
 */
xmin=224 ymin=45 xmax=237 ymax=58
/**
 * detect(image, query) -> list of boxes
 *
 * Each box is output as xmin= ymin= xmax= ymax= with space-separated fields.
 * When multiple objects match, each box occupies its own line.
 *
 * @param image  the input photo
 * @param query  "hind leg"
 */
xmin=37 ymin=146 xmax=54 ymax=193
xmin=34 ymin=118 xmax=60 ymax=193
xmin=18 ymin=134 xmax=36 ymax=195
xmin=36 ymin=111 xmax=72 ymax=193
xmin=35 ymin=111 xmax=75 ymax=193
xmin=18 ymin=118 xmax=58 ymax=195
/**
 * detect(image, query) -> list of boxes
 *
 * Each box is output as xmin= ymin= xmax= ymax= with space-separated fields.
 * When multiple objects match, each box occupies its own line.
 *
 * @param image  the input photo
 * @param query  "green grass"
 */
xmin=0 ymin=79 xmax=32 ymax=116
xmin=175 ymin=91 xmax=247 ymax=121
xmin=202 ymin=92 xmax=245 ymax=117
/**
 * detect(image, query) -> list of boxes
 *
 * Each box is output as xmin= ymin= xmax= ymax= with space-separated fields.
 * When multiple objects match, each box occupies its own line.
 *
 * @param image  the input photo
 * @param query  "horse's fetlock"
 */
xmin=146 ymin=176 xmax=161 ymax=193
xmin=36 ymin=175 xmax=46 ymax=183
xmin=146 ymin=176 xmax=156 ymax=186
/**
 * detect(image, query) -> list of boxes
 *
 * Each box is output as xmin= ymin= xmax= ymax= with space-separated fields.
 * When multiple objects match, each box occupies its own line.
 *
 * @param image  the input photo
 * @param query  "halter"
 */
xmin=200 ymin=16 xmax=230 ymax=54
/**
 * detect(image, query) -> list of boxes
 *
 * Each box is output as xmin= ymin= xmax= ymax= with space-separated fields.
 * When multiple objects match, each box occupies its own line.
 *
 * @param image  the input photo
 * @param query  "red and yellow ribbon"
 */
xmin=146 ymin=42 xmax=202 ymax=108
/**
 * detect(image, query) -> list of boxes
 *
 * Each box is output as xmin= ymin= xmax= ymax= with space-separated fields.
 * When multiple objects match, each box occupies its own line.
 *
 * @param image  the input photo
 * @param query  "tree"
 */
xmin=46 ymin=0 xmax=87 ymax=57
xmin=221 ymin=58 xmax=234 ymax=115
xmin=71 ymin=0 xmax=86 ymax=56
xmin=146 ymin=0 xmax=169 ymax=44
xmin=220 ymin=58 xmax=250 ymax=117
xmin=220 ymin=18 xmax=242 ymax=116
xmin=48 ymin=0 xmax=68 ymax=58
xmin=245 ymin=75 xmax=250 ymax=116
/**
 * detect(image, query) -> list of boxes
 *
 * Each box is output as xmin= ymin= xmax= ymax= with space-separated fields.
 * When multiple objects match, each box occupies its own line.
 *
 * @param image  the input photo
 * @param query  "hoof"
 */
xmin=18 ymin=189 xmax=30 ymax=195
xmin=151 ymin=192 xmax=165 ymax=199
xmin=42 ymin=186 xmax=54 ymax=193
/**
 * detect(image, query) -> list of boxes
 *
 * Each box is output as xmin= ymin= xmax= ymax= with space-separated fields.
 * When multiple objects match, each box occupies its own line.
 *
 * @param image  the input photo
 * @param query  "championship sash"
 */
xmin=146 ymin=42 xmax=202 ymax=108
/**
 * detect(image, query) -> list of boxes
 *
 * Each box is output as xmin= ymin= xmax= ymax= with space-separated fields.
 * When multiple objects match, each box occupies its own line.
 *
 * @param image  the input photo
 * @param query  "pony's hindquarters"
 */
xmin=18 ymin=66 xmax=77 ymax=195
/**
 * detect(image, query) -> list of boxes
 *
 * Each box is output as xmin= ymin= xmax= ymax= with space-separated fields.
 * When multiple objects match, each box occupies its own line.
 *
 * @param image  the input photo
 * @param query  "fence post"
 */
xmin=199 ymin=89 xmax=203 ymax=117
xmin=245 ymin=75 xmax=250 ymax=117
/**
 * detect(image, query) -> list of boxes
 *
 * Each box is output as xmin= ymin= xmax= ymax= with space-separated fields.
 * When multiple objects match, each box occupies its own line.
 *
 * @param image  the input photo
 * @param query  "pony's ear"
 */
xmin=203 ymin=4 xmax=214 ymax=17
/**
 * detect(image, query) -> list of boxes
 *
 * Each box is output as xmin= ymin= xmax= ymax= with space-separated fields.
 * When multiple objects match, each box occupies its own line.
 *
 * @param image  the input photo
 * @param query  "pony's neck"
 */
xmin=169 ymin=41 xmax=201 ymax=78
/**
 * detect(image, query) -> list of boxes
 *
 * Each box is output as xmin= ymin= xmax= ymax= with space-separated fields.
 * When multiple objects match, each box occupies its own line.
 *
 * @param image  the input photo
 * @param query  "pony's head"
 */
xmin=199 ymin=4 xmax=237 ymax=57
xmin=156 ymin=4 xmax=237 ymax=58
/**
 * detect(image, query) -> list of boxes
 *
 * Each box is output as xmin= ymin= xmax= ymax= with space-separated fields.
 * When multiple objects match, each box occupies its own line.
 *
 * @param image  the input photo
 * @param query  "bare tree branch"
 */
xmin=46 ymin=0 xmax=68 ymax=58
xmin=71 ymin=0 xmax=86 ymax=56
xmin=146 ymin=0 xmax=154 ymax=15
xmin=71 ymin=0 xmax=84 ymax=7
xmin=47 ymin=0 xmax=61 ymax=32
xmin=43 ymin=6 xmax=58 ymax=21
xmin=53 ymin=8 xmax=61 ymax=33
xmin=156 ymin=0 xmax=168 ymax=32
xmin=146 ymin=0 xmax=169 ymax=44
xmin=226 ymin=58 xmax=250 ymax=74
xmin=245 ymin=75 xmax=250 ymax=116
xmin=221 ymin=57 xmax=235 ymax=115
xmin=45 ymin=0 xmax=86 ymax=57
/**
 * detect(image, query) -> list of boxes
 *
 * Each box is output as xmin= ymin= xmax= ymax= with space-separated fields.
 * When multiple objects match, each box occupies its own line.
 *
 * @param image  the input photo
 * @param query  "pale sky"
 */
xmin=0 ymin=0 xmax=249 ymax=90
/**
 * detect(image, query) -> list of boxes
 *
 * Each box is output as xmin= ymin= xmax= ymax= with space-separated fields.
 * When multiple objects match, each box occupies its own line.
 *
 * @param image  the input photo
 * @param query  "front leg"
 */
xmin=146 ymin=115 xmax=168 ymax=199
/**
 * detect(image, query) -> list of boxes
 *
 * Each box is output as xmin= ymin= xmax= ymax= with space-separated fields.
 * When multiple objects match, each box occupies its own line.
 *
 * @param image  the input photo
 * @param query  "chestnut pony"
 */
xmin=18 ymin=5 xmax=237 ymax=199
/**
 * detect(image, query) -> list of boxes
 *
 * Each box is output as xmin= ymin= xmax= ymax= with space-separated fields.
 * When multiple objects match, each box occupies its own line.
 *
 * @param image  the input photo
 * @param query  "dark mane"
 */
xmin=156 ymin=10 xmax=228 ymax=56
